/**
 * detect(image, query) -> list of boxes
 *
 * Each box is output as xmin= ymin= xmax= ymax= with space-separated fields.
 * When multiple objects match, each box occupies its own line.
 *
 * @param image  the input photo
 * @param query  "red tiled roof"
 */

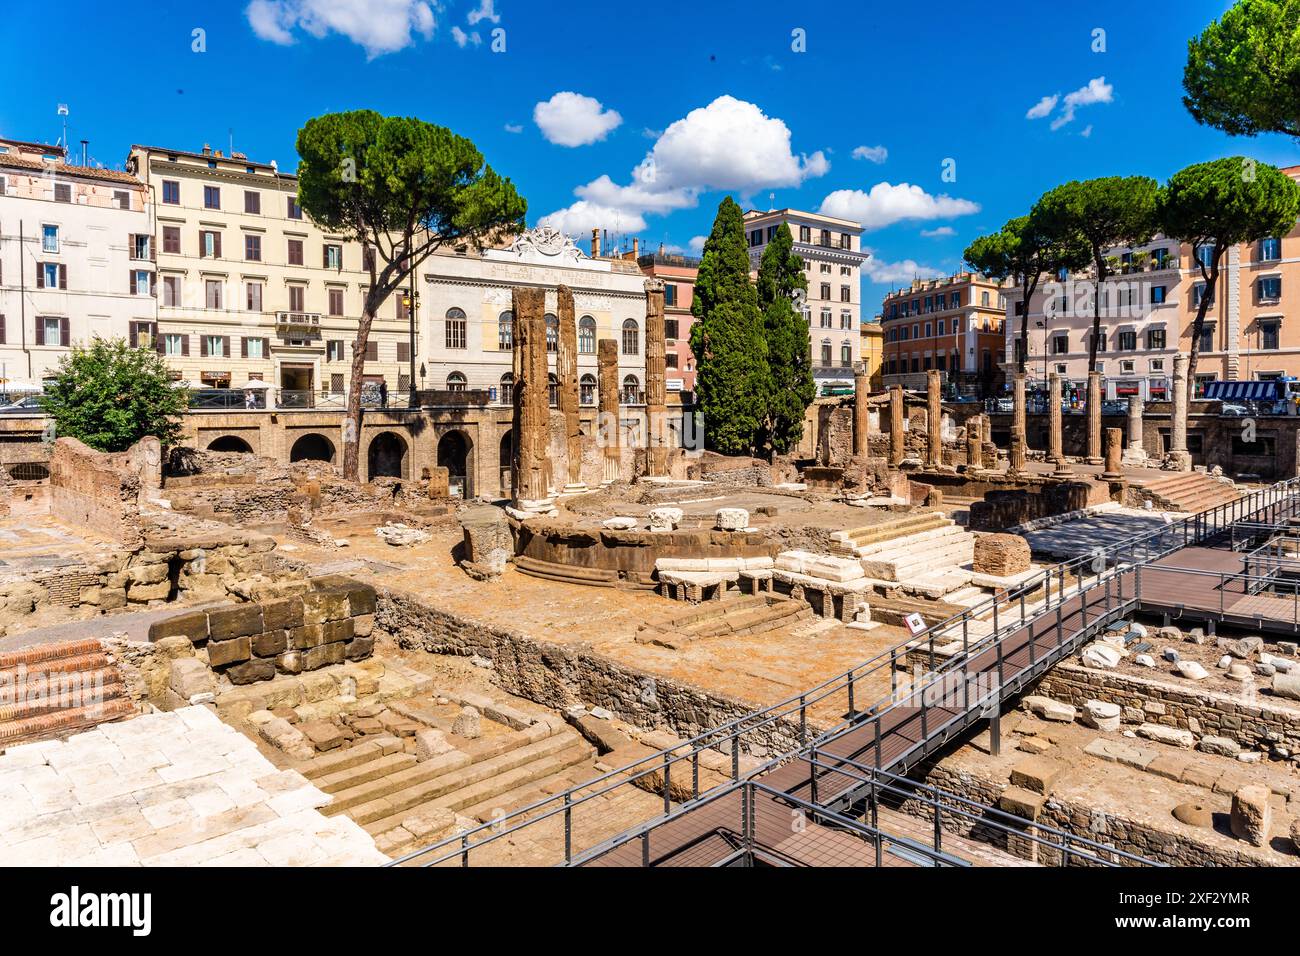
xmin=0 ymin=152 xmax=143 ymax=187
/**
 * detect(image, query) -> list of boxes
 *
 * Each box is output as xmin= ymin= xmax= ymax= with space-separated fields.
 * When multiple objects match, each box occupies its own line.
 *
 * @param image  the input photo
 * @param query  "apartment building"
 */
xmin=126 ymin=144 xmax=412 ymax=404
xmin=0 ymin=138 xmax=154 ymax=385
xmin=880 ymin=272 xmax=1008 ymax=392
xmin=860 ymin=317 xmax=884 ymax=391
xmin=637 ymin=248 xmax=698 ymax=395
xmin=742 ymin=208 xmax=869 ymax=392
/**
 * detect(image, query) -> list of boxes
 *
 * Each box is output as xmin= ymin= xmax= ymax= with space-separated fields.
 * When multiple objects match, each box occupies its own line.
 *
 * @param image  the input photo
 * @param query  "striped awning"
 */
xmin=1203 ymin=380 xmax=1283 ymax=401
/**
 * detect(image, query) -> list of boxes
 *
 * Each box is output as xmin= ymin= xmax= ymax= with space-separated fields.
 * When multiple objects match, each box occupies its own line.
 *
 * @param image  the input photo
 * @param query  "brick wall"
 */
xmin=48 ymin=436 xmax=161 ymax=546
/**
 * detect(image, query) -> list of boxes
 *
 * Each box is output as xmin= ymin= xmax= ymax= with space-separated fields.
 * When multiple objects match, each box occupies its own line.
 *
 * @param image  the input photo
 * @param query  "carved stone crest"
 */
xmin=508 ymin=226 xmax=587 ymax=265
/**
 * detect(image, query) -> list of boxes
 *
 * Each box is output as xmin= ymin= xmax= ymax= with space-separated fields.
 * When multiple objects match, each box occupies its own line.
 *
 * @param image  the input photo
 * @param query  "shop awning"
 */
xmin=1203 ymin=380 xmax=1283 ymax=400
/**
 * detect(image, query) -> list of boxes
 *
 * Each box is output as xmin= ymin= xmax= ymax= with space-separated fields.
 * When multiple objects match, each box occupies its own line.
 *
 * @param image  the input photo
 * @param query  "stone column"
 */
xmin=966 ymin=415 xmax=983 ymax=469
xmin=1010 ymin=372 xmax=1026 ymax=476
xmin=555 ymin=285 xmax=585 ymax=494
xmin=853 ymin=365 xmax=871 ymax=458
xmin=1168 ymin=352 xmax=1192 ymax=471
xmin=1122 ymin=394 xmax=1146 ymax=465
xmin=1102 ymin=427 xmax=1124 ymax=480
xmin=1085 ymin=370 xmax=1103 ymax=465
xmin=888 ymin=385 xmax=905 ymax=466
xmin=643 ymin=278 xmax=669 ymax=478
xmin=510 ymin=287 xmax=555 ymax=514
xmin=1048 ymin=372 xmax=1070 ymax=476
xmin=598 ymin=338 xmax=621 ymax=484
xmin=926 ymin=369 xmax=942 ymax=468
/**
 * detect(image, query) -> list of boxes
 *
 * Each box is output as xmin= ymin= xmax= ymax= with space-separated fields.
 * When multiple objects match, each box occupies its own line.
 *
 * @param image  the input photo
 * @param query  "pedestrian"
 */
xmin=378 ymin=379 xmax=388 ymax=408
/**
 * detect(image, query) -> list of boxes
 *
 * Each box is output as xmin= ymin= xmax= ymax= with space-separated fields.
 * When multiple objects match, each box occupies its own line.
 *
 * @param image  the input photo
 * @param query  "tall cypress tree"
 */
xmin=689 ymin=197 xmax=769 ymax=456
xmin=756 ymin=222 xmax=814 ymax=455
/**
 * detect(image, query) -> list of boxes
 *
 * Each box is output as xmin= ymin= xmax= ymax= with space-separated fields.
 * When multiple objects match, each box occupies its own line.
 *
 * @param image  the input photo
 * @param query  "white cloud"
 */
xmin=504 ymin=123 xmax=523 ymax=134
xmin=862 ymin=253 xmax=945 ymax=285
xmin=1080 ymin=124 xmax=1093 ymax=138
xmin=245 ymin=0 xmax=437 ymax=57
xmin=852 ymin=145 xmax=888 ymax=164
xmin=539 ymin=201 xmax=648 ymax=237
xmin=540 ymin=95 xmax=829 ymax=240
xmin=818 ymin=182 xmax=980 ymax=231
xmin=1025 ymin=94 xmax=1058 ymax=120
xmin=688 ymin=235 xmax=707 ymax=254
xmin=920 ymin=226 xmax=956 ymax=238
xmin=534 ymin=92 xmax=623 ymax=147
xmin=451 ymin=26 xmax=481 ymax=47
xmin=467 ymin=0 xmax=499 ymax=25
xmin=1064 ymin=76 xmax=1114 ymax=109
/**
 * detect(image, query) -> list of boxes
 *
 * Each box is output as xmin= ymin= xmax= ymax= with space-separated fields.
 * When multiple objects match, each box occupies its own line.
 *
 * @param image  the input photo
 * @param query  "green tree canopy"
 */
xmin=1184 ymin=0 xmax=1300 ymax=139
xmin=1031 ymin=177 xmax=1159 ymax=371
xmin=40 ymin=336 xmax=188 ymax=452
xmin=965 ymin=215 xmax=1089 ymax=374
xmin=756 ymin=222 xmax=814 ymax=456
xmin=1159 ymin=157 xmax=1300 ymax=396
xmin=689 ymin=197 xmax=769 ymax=456
xmin=296 ymin=110 xmax=527 ymax=478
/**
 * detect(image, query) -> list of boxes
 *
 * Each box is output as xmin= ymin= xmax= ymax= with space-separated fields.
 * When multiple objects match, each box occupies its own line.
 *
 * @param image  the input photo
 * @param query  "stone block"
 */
xmin=1199 ymin=736 xmax=1241 ymax=757
xmin=715 ymin=508 xmax=749 ymax=531
xmin=451 ymin=706 xmax=482 ymax=739
xmin=1230 ymin=785 xmax=1272 ymax=846
xmin=1177 ymin=660 xmax=1210 ymax=681
xmin=1136 ymin=723 xmax=1196 ymax=749
xmin=262 ymin=597 xmax=304 ymax=632
xmin=346 ymin=586 xmax=377 ymax=617
xmin=226 ymin=659 xmax=276 ymax=685
xmin=346 ymin=636 xmax=374 ymax=661
xmin=1009 ymin=756 xmax=1066 ymax=795
xmin=321 ymin=618 xmax=355 ymax=644
xmin=251 ymin=630 xmax=288 ymax=658
xmin=128 ymin=580 xmax=171 ymax=603
xmin=1023 ymin=695 xmax=1075 ymax=723
xmin=303 ymin=589 xmax=352 ymax=625
xmin=149 ymin=610 xmax=210 ymax=645
xmin=127 ymin=562 xmax=170 ymax=585
xmin=153 ymin=635 xmax=195 ymax=661
xmin=1081 ymin=643 xmax=1123 ymax=670
xmin=1271 ymin=672 xmax=1300 ymax=701
xmin=299 ymin=720 xmax=345 ymax=752
xmin=352 ymin=614 xmax=375 ymax=638
xmin=208 ymin=604 xmax=264 ymax=641
xmin=303 ymin=642 xmax=346 ymax=671
xmin=414 ymin=729 xmax=455 ymax=760
xmin=1146 ymin=754 xmax=1189 ymax=781
xmin=1081 ymin=699 xmax=1121 ymax=732
xmin=973 ymin=533 xmax=1031 ymax=576
xmin=207 ymin=637 xmax=251 ymax=668
xmin=169 ymin=658 xmax=215 ymax=700
xmin=648 ymin=507 xmax=683 ymax=532
xmin=998 ymin=786 xmax=1044 ymax=821
xmin=290 ymin=623 xmax=325 ymax=650
xmin=275 ymin=651 xmax=303 ymax=675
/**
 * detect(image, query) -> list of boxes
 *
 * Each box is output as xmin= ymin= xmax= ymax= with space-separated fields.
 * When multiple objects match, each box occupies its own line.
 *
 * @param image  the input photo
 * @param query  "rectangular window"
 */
xmin=840 ymin=285 xmax=851 ymax=302
xmin=244 ymin=191 xmax=260 ymax=214
xmin=204 ymin=335 xmax=226 ymax=357
xmin=1147 ymin=328 xmax=1166 ymax=350
xmin=663 ymin=284 xmax=677 ymax=307
xmin=246 ymin=282 xmax=262 ymax=312
xmin=163 ymin=333 xmax=186 ymax=356
xmin=664 ymin=318 xmax=678 ymax=339
xmin=287 ymin=196 xmax=302 ymax=219
xmin=288 ymin=286 xmax=305 ymax=312
xmin=54 ymin=183 xmax=71 ymax=203
xmin=162 ymin=180 xmax=180 ymax=204
xmin=203 ymin=186 xmax=220 ymax=210
xmin=162 ymin=275 xmax=180 ymax=306
xmin=1260 ymin=237 xmax=1281 ymax=262
xmin=245 ymin=337 xmax=265 ymax=359
xmin=1118 ymin=330 xmax=1136 ymax=351
xmin=205 ymin=280 xmax=222 ymax=310
xmin=200 ymin=230 xmax=221 ymax=258
xmin=1262 ymin=322 xmax=1281 ymax=351
xmin=42 ymin=224 xmax=59 ymax=253
xmin=397 ymin=341 xmax=411 ymax=363
xmin=365 ymin=341 xmax=379 ymax=362
xmin=397 ymin=293 xmax=411 ymax=321
xmin=1193 ymin=283 xmax=1213 ymax=307
xmin=1051 ymin=335 xmax=1068 ymax=355
xmin=133 ymin=270 xmax=152 ymax=296
xmin=1259 ymin=276 xmax=1282 ymax=302
xmin=163 ymin=226 xmax=181 ymax=254
xmin=323 ymin=244 xmax=343 ymax=270
xmin=245 ymin=235 xmax=261 ymax=261
xmin=1151 ymin=285 xmax=1167 ymax=304
xmin=327 ymin=340 xmax=345 ymax=362
xmin=287 ymin=239 xmax=304 ymax=266
xmin=799 ymin=225 xmax=810 ymax=243
xmin=328 ymin=288 xmax=344 ymax=316
xmin=1199 ymin=326 xmax=1214 ymax=353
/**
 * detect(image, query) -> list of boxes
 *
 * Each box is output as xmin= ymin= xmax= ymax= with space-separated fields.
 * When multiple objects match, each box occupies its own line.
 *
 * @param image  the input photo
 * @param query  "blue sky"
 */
xmin=2 ymin=0 xmax=1296 ymax=308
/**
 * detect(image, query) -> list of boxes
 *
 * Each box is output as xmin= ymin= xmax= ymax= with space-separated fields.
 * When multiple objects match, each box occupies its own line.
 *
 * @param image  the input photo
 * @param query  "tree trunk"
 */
xmin=341 ymin=297 xmax=378 ymax=481
xmin=1185 ymin=253 xmax=1221 ymax=405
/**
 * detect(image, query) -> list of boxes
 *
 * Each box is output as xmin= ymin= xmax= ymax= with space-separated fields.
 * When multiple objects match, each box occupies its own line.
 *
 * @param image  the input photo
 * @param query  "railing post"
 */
xmin=890 ymin=648 xmax=898 ymax=700
xmin=642 ymin=830 xmax=650 ymax=867
xmin=662 ymin=754 xmax=672 ymax=814
xmin=996 ymin=638 xmax=1005 ymax=687
xmin=847 ymin=673 xmax=856 ymax=717
xmin=799 ymin=696 xmax=808 ymax=746
xmin=809 ymin=746 xmax=818 ymax=805
xmin=732 ymin=734 xmax=740 ymax=781
xmin=1056 ymin=604 xmax=1064 ymax=647
xmin=692 ymin=751 xmax=700 ymax=799
xmin=461 ymin=833 xmax=470 ymax=868
xmin=564 ymin=792 xmax=572 ymax=863
xmin=934 ymin=798 xmax=942 ymax=853
xmin=874 ymin=718 xmax=882 ymax=770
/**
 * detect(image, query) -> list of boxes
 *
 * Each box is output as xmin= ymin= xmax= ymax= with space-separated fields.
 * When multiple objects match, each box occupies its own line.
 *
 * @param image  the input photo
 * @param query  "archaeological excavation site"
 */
xmin=1 ymin=278 xmax=1298 ymax=876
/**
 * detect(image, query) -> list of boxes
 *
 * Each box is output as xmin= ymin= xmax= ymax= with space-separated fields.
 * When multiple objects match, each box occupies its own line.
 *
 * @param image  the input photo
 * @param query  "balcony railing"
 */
xmin=185 ymin=387 xmax=495 ymax=411
xmin=275 ymin=312 xmax=323 ymax=338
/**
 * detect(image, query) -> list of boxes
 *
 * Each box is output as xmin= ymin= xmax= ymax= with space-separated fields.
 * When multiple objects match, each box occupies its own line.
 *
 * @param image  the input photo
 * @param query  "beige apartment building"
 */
xmin=0 ymin=138 xmax=154 ymax=386
xmin=126 ymin=144 xmax=413 ymax=406
xmin=742 ymin=208 xmax=869 ymax=394
xmin=880 ymin=272 xmax=1008 ymax=392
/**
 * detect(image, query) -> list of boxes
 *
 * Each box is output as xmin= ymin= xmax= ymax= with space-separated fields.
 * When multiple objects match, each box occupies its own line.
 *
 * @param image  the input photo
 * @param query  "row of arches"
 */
xmin=490 ymin=312 xmax=639 ymax=356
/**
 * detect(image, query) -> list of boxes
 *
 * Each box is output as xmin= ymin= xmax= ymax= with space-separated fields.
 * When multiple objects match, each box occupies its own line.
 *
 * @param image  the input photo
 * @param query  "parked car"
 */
xmin=0 ymin=394 xmax=44 ymax=413
xmin=1219 ymin=402 xmax=1250 ymax=417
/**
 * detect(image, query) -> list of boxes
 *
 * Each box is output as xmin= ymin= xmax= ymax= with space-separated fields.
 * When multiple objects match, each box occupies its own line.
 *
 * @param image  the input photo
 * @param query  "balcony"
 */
xmin=275 ymin=312 xmax=322 ymax=338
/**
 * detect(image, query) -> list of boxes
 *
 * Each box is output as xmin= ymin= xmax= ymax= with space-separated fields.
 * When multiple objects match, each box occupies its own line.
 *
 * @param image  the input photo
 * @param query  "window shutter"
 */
xmin=35 ymin=319 xmax=45 ymax=346
xmin=201 ymin=336 xmax=208 ymax=357
xmin=214 ymin=233 xmax=222 ymax=259
xmin=150 ymin=273 xmax=157 ymax=296
xmin=0 ymin=314 xmax=5 ymax=344
xmin=223 ymin=336 xmax=230 ymax=358
xmin=128 ymin=271 xmax=135 ymax=295
xmin=60 ymin=317 xmax=70 ymax=346
xmin=241 ymin=337 xmax=248 ymax=358
xmin=37 ymin=266 xmax=45 ymax=289
xmin=155 ymin=329 xmax=165 ymax=355
xmin=323 ymin=247 xmax=329 ymax=269
xmin=59 ymin=264 xmax=67 ymax=290
xmin=181 ymin=334 xmax=189 ymax=356
xmin=261 ymin=337 xmax=269 ymax=355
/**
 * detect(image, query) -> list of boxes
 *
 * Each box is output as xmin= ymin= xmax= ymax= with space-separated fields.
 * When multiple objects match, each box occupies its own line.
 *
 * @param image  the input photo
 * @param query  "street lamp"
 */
xmin=403 ymin=290 xmax=419 ymax=408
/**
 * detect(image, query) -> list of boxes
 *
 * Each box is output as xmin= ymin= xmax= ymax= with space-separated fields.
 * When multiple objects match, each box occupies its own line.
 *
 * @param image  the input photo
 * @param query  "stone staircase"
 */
xmin=832 ymin=513 xmax=977 ymax=597
xmin=307 ymin=719 xmax=596 ymax=858
xmin=1133 ymin=472 xmax=1241 ymax=512
xmin=0 ymin=639 xmax=135 ymax=748
xmin=636 ymin=595 xmax=815 ymax=648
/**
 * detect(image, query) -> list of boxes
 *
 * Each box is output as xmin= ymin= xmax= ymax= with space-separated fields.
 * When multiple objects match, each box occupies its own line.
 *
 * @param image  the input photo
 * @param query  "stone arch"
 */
xmin=290 ymin=433 xmax=336 ymax=463
xmin=498 ymin=428 xmax=513 ymax=497
xmin=207 ymin=435 xmax=253 ymax=454
xmin=367 ymin=431 xmax=409 ymax=480
xmin=437 ymin=429 xmax=474 ymax=498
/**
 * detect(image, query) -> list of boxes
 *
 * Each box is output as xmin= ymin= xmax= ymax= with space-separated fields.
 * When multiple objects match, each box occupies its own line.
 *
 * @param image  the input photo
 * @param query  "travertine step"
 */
xmin=314 ymin=752 xmax=419 ymax=794
xmin=427 ymin=740 xmax=593 ymax=815
xmin=836 ymin=512 xmax=951 ymax=549
xmin=0 ymin=697 xmax=135 ymax=744
xmin=853 ymin=522 xmax=965 ymax=559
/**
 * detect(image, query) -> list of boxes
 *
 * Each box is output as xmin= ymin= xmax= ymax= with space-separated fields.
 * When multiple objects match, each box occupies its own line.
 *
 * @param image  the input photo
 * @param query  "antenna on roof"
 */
xmin=56 ymin=104 xmax=69 ymax=150
xmin=769 ymin=192 xmax=775 ymax=211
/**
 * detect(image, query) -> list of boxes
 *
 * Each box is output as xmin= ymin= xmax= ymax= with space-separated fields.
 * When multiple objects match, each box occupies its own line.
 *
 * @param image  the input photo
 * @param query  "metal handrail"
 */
xmin=391 ymin=475 xmax=1300 ymax=867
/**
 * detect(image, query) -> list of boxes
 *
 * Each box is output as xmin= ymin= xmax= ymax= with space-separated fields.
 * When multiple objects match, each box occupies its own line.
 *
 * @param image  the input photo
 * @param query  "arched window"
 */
xmin=579 ymin=316 xmax=596 ymax=354
xmin=548 ymin=373 xmax=558 ymax=407
xmin=446 ymin=371 xmax=467 ymax=392
xmin=545 ymin=313 xmax=558 ymax=353
xmin=445 ymin=307 xmax=467 ymax=349
xmin=621 ymin=374 xmax=641 ymax=404
xmin=498 ymin=311 xmax=513 ymax=351
xmin=820 ymin=338 xmax=832 ymax=365
xmin=580 ymin=373 xmax=596 ymax=405
xmin=621 ymin=318 xmax=639 ymax=356
xmin=841 ymin=340 xmax=852 ymax=367
xmin=499 ymin=373 xmax=513 ymax=405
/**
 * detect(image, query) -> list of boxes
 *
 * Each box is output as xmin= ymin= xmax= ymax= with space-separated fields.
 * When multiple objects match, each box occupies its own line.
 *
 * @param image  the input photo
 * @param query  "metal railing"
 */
xmin=391 ymin=475 xmax=1300 ymax=867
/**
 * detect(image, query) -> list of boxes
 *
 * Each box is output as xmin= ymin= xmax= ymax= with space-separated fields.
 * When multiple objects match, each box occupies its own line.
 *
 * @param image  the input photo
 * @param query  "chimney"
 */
xmin=202 ymin=143 xmax=212 ymax=156
xmin=632 ymin=238 xmax=639 ymax=258
xmin=591 ymin=228 xmax=601 ymax=258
